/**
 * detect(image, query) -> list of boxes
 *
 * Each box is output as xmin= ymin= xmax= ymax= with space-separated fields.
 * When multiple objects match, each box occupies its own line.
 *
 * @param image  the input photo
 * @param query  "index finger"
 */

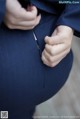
xmin=45 ymin=35 xmax=64 ymax=45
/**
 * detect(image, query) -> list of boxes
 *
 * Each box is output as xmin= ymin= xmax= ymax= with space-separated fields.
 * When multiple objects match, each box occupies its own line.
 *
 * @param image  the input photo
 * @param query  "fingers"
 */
xmin=5 ymin=14 xmax=41 ymax=30
xmin=42 ymin=54 xmax=62 ymax=67
xmin=28 ymin=6 xmax=38 ymax=18
xmin=45 ymin=43 xmax=69 ymax=56
xmin=5 ymin=24 xmax=35 ymax=30
xmin=44 ymin=25 xmax=73 ymax=46
xmin=19 ymin=6 xmax=38 ymax=21
xmin=5 ymin=0 xmax=41 ymax=30
xmin=41 ymin=25 xmax=73 ymax=67
xmin=4 ymin=7 xmax=41 ymax=30
xmin=45 ymin=35 xmax=64 ymax=45
xmin=41 ymin=48 xmax=70 ymax=67
xmin=17 ymin=14 xmax=41 ymax=27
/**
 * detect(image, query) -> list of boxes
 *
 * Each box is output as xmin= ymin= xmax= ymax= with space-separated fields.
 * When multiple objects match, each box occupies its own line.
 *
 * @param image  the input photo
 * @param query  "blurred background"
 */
xmin=34 ymin=36 xmax=80 ymax=119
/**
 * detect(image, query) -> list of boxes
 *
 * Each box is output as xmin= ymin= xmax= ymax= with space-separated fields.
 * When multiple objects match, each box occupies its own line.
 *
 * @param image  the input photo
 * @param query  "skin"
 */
xmin=42 ymin=25 xmax=74 ymax=67
xmin=4 ymin=0 xmax=74 ymax=67
xmin=4 ymin=0 xmax=41 ymax=30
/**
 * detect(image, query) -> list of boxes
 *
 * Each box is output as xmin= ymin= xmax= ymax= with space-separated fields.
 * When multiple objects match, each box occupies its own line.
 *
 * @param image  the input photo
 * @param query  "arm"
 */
xmin=0 ymin=0 xmax=6 ymax=24
xmin=56 ymin=4 xmax=80 ymax=37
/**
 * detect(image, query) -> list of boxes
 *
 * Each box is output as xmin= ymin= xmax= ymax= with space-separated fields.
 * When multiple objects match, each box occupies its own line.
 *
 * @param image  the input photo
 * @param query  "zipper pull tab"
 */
xmin=33 ymin=32 xmax=40 ymax=50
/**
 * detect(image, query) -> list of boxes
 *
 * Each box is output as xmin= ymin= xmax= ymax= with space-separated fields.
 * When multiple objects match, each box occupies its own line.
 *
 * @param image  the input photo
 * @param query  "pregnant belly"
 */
xmin=0 ymin=12 xmax=73 ymax=111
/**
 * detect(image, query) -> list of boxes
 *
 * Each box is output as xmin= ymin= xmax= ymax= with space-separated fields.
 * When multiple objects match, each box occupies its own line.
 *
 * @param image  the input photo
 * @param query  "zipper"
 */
xmin=32 ymin=31 xmax=41 ymax=56
xmin=32 ymin=31 xmax=46 ymax=88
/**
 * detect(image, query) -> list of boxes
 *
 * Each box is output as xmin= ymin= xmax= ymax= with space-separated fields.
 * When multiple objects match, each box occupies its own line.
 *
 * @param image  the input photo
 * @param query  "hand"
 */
xmin=4 ymin=0 xmax=41 ymax=30
xmin=41 ymin=25 xmax=74 ymax=67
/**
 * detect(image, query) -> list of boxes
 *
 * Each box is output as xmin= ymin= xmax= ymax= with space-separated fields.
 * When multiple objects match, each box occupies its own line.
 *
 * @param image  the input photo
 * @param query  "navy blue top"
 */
xmin=31 ymin=0 xmax=80 ymax=37
xmin=0 ymin=1 xmax=79 ymax=117
xmin=0 ymin=0 xmax=80 ymax=37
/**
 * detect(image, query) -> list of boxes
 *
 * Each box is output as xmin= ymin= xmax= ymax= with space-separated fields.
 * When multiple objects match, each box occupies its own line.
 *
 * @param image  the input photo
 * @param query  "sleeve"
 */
xmin=56 ymin=4 xmax=80 ymax=37
xmin=0 ymin=0 xmax=6 ymax=24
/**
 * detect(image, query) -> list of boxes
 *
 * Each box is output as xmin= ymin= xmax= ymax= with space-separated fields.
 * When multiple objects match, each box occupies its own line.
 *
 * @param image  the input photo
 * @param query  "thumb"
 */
xmin=45 ymin=35 xmax=61 ymax=45
xmin=27 ymin=5 xmax=38 ymax=15
xmin=45 ymin=27 xmax=61 ymax=45
xmin=51 ymin=28 xmax=58 ymax=36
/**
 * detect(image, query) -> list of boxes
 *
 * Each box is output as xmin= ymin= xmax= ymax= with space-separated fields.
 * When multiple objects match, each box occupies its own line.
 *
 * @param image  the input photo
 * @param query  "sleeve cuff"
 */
xmin=56 ymin=4 xmax=80 ymax=37
xmin=56 ymin=18 xmax=80 ymax=37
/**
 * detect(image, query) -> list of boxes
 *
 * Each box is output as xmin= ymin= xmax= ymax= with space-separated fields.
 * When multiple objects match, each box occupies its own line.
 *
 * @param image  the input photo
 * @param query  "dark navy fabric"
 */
xmin=31 ymin=0 xmax=80 ymax=37
xmin=0 ymin=0 xmax=6 ymax=24
xmin=56 ymin=4 xmax=80 ymax=37
xmin=0 ymin=10 xmax=73 ymax=118
xmin=0 ymin=0 xmax=79 ymax=119
xmin=31 ymin=0 xmax=58 ymax=14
